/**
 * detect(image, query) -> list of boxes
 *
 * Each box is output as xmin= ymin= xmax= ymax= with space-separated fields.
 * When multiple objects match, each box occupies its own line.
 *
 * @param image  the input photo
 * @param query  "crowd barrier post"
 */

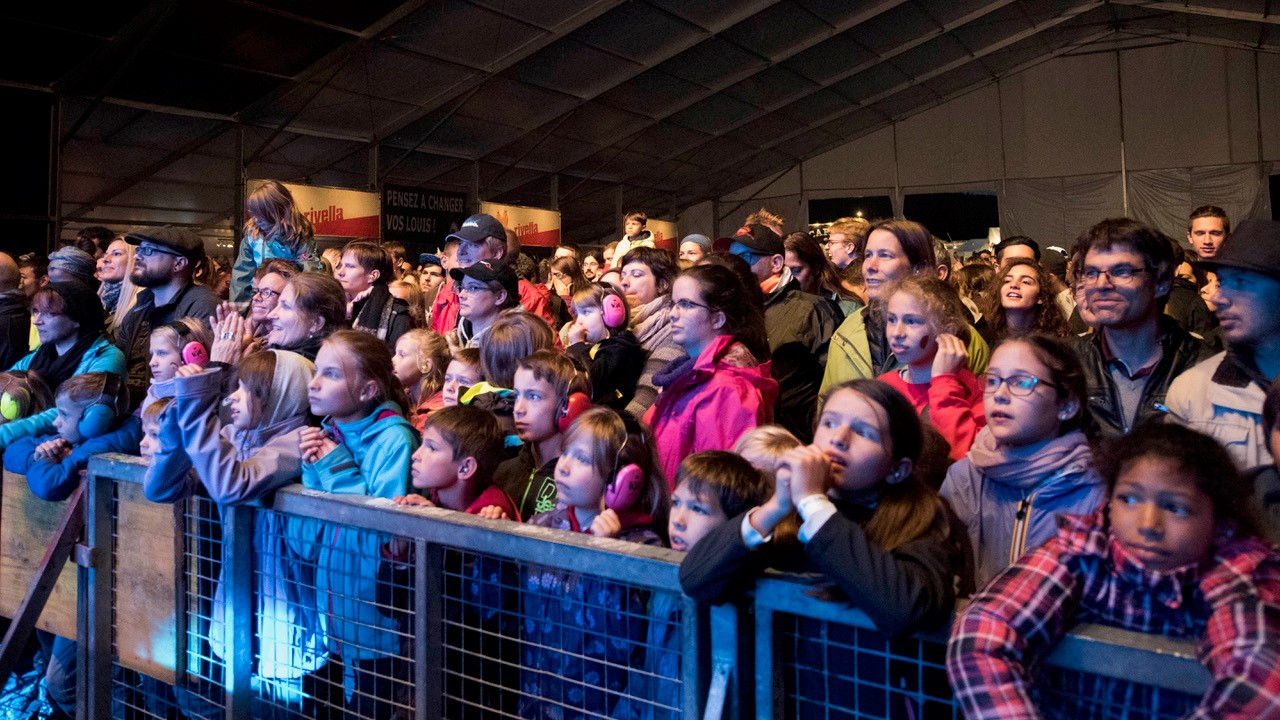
xmin=220 ymin=502 xmax=254 ymax=719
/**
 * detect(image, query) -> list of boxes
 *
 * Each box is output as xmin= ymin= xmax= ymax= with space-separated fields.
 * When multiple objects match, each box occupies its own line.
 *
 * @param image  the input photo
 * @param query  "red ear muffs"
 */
xmin=557 ymin=392 xmax=593 ymax=433
xmin=605 ymin=463 xmax=644 ymax=511
xmin=601 ymin=292 xmax=627 ymax=329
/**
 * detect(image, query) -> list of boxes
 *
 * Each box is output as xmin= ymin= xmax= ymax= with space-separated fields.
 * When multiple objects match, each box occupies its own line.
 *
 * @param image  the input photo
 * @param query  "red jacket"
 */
xmin=879 ymin=368 xmax=986 ymax=460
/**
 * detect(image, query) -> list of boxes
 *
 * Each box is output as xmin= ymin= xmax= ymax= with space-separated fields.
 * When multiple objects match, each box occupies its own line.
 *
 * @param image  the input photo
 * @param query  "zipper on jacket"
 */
xmin=1009 ymin=492 xmax=1035 ymax=565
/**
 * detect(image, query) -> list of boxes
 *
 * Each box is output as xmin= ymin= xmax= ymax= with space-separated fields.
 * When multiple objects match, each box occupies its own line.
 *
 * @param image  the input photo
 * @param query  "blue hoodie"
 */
xmin=4 ymin=416 xmax=142 ymax=501
xmin=286 ymin=400 xmax=417 ymax=660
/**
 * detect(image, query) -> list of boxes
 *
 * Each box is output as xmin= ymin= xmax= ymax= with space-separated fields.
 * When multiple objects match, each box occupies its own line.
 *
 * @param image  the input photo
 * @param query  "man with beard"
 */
xmin=113 ymin=226 xmax=219 ymax=410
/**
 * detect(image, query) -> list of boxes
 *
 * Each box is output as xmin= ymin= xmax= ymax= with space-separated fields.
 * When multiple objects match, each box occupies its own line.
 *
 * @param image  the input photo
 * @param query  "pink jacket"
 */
xmin=644 ymin=335 xmax=778 ymax=485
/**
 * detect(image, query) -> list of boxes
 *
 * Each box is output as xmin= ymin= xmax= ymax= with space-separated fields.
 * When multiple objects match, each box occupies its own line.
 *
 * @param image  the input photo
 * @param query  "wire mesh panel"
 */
xmin=253 ymin=508 xmax=416 ymax=720
xmin=438 ymin=547 xmax=684 ymax=720
xmin=773 ymin=611 xmax=957 ymax=720
xmin=1034 ymin=666 xmax=1201 ymax=720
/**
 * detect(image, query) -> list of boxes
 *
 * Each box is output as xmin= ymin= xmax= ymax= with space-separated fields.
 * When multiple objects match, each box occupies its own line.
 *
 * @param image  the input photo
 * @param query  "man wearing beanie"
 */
xmin=47 ymin=247 xmax=99 ymax=288
xmin=0 ymin=280 xmax=126 ymax=451
xmin=113 ymin=226 xmax=219 ymax=412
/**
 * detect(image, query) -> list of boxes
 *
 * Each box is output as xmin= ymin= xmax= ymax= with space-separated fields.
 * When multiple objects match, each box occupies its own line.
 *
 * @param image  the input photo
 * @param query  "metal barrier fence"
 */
xmin=55 ymin=453 xmax=1214 ymax=720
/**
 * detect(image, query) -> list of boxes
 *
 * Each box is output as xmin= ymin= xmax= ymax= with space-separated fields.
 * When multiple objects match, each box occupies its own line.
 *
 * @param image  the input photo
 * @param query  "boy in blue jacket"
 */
xmin=3 ymin=372 xmax=140 ymax=501
xmin=2 ymin=371 xmax=139 ymax=720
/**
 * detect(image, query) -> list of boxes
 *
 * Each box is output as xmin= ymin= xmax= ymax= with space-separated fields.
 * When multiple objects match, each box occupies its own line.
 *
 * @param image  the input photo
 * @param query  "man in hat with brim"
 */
xmin=1165 ymin=218 xmax=1280 ymax=467
xmin=113 ymin=226 xmax=220 ymax=411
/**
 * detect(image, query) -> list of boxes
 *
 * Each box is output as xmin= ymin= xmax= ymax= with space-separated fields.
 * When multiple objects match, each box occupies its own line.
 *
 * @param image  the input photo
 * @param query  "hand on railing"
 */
xmin=298 ymin=427 xmax=338 ymax=464
xmin=33 ymin=438 xmax=71 ymax=463
xmin=475 ymin=505 xmax=510 ymax=520
xmin=590 ymin=508 xmax=621 ymax=538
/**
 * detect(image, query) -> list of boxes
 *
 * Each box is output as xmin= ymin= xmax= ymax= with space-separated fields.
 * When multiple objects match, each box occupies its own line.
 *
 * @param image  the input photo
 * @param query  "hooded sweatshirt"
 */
xmin=643 ymin=335 xmax=778 ymax=485
xmin=287 ymin=400 xmax=418 ymax=660
xmin=143 ymin=350 xmax=326 ymax=679
xmin=941 ymin=428 xmax=1106 ymax=587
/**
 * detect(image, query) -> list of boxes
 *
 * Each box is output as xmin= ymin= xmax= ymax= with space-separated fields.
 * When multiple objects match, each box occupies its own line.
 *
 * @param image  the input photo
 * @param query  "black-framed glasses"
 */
xmin=673 ymin=298 xmax=711 ymax=313
xmin=252 ymin=287 xmax=281 ymax=301
xmin=1079 ymin=266 xmax=1147 ymax=286
xmin=980 ymin=373 xmax=1059 ymax=397
xmin=135 ymin=244 xmax=184 ymax=259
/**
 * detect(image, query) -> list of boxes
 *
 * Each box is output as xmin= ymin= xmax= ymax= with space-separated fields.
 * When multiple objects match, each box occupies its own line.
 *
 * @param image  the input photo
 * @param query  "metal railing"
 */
xmin=50 ymin=454 xmax=1215 ymax=719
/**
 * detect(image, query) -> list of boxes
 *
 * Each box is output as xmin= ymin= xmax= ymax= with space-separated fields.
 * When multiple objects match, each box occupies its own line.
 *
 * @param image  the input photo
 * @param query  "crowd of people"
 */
xmin=0 ymin=185 xmax=1278 ymax=718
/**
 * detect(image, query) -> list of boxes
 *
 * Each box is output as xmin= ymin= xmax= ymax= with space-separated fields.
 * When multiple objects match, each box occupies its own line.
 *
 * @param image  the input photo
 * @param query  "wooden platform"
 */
xmin=0 ymin=470 xmax=182 ymax=685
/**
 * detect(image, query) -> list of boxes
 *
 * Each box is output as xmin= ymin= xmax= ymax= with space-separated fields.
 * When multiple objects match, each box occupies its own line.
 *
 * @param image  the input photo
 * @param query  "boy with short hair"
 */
xmin=488 ymin=351 xmax=590 ymax=521
xmin=614 ymin=210 xmax=655 ymax=263
xmin=393 ymin=404 xmax=515 ymax=517
xmin=3 ymin=372 xmax=141 ymax=502
xmin=1 ymin=371 xmax=140 ymax=720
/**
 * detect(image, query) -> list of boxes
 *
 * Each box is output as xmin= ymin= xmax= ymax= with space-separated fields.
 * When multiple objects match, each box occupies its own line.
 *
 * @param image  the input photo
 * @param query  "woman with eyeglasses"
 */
xmin=248 ymin=258 xmax=301 ymax=339
xmin=939 ymin=334 xmax=1103 ymax=587
xmin=617 ymin=247 xmax=683 ymax=419
xmin=263 ymin=272 xmax=348 ymax=362
xmin=548 ymin=255 xmax=590 ymax=329
xmin=643 ymin=264 xmax=778 ymax=484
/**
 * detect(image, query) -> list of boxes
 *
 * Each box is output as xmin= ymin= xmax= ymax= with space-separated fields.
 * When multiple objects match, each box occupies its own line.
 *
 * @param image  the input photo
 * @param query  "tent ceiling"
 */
xmin=6 ymin=0 xmax=1277 ymax=244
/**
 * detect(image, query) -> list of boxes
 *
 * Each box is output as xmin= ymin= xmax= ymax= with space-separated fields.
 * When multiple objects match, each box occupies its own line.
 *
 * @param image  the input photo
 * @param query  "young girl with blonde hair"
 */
xmin=391 ymin=328 xmax=451 ymax=431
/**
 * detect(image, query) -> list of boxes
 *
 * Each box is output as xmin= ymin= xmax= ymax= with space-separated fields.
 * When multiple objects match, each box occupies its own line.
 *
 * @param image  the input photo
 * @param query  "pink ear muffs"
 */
xmin=605 ymin=464 xmax=644 ymax=511
xmin=601 ymin=292 xmax=627 ymax=329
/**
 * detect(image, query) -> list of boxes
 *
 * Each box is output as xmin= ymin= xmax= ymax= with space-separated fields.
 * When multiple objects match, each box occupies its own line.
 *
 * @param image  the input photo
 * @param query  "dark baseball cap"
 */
xmin=450 ymin=259 xmax=518 ymax=300
xmin=446 ymin=213 xmax=506 ymax=245
xmin=732 ymin=223 xmax=784 ymax=255
xmin=418 ymin=253 xmax=442 ymax=268
xmin=125 ymin=226 xmax=205 ymax=260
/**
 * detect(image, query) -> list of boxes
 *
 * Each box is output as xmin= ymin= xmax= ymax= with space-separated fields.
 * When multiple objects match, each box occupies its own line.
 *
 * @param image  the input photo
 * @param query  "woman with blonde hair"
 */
xmin=97 ymin=237 xmax=140 ymax=340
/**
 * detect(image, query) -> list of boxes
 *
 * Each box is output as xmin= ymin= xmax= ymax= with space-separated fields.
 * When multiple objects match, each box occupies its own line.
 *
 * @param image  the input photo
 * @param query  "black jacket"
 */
xmin=566 ymin=331 xmax=645 ymax=414
xmin=114 ymin=282 xmax=221 ymax=412
xmin=0 ymin=290 xmax=29 ymax=370
xmin=1164 ymin=276 xmax=1218 ymax=342
xmin=679 ymin=497 xmax=967 ymax=638
xmin=1069 ymin=315 xmax=1211 ymax=437
xmin=351 ymin=283 xmax=412 ymax=348
xmin=493 ymin=444 xmax=558 ymax=523
xmin=764 ymin=279 xmax=839 ymax=443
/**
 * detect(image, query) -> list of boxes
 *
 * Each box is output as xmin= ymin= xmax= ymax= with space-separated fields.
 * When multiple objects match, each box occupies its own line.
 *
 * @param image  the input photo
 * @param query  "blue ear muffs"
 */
xmin=77 ymin=375 xmax=123 ymax=440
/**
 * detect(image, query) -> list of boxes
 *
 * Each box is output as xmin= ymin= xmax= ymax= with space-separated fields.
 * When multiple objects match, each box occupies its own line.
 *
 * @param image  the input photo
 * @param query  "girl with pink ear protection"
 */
xmin=565 ymin=284 xmax=647 ymax=412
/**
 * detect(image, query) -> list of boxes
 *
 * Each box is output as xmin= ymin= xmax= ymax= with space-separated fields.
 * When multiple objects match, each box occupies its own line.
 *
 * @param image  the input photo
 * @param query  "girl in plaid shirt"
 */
xmin=947 ymin=424 xmax=1280 ymax=719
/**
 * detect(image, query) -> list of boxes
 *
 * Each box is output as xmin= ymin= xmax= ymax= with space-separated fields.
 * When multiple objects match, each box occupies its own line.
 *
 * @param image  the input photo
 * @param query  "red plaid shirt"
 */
xmin=947 ymin=510 xmax=1280 ymax=719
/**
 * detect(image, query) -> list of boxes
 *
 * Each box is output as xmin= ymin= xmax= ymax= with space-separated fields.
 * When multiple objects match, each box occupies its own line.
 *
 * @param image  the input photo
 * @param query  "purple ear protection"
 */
xmin=170 ymin=322 xmax=209 ymax=368
xmin=605 ymin=464 xmax=644 ymax=511
xmin=603 ymin=433 xmax=645 ymax=511
xmin=601 ymin=291 xmax=627 ymax=330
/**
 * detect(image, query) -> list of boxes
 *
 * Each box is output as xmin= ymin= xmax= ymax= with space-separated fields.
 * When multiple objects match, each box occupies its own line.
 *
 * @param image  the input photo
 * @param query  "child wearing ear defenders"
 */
xmin=566 ymin=284 xmax=644 ymax=411
xmin=940 ymin=335 xmax=1106 ymax=587
xmin=3 ymin=372 xmax=141 ymax=502
xmin=0 ymin=370 xmax=54 ymax=426
xmin=2 ymin=371 xmax=140 ymax=720
xmin=520 ymin=407 xmax=668 ymax=720
xmin=488 ymin=351 xmax=591 ymax=522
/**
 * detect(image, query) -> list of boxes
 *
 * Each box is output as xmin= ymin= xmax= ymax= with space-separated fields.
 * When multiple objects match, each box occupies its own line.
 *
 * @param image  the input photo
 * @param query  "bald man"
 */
xmin=0 ymin=252 xmax=30 ymax=368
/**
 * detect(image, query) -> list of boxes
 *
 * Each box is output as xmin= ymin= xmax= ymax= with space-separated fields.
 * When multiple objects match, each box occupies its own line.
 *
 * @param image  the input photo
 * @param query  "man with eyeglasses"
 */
xmin=1068 ymin=218 xmax=1210 ymax=436
xmin=114 ymin=226 xmax=220 ymax=411
xmin=1164 ymin=219 xmax=1280 ymax=468
xmin=730 ymin=223 xmax=838 ymax=443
